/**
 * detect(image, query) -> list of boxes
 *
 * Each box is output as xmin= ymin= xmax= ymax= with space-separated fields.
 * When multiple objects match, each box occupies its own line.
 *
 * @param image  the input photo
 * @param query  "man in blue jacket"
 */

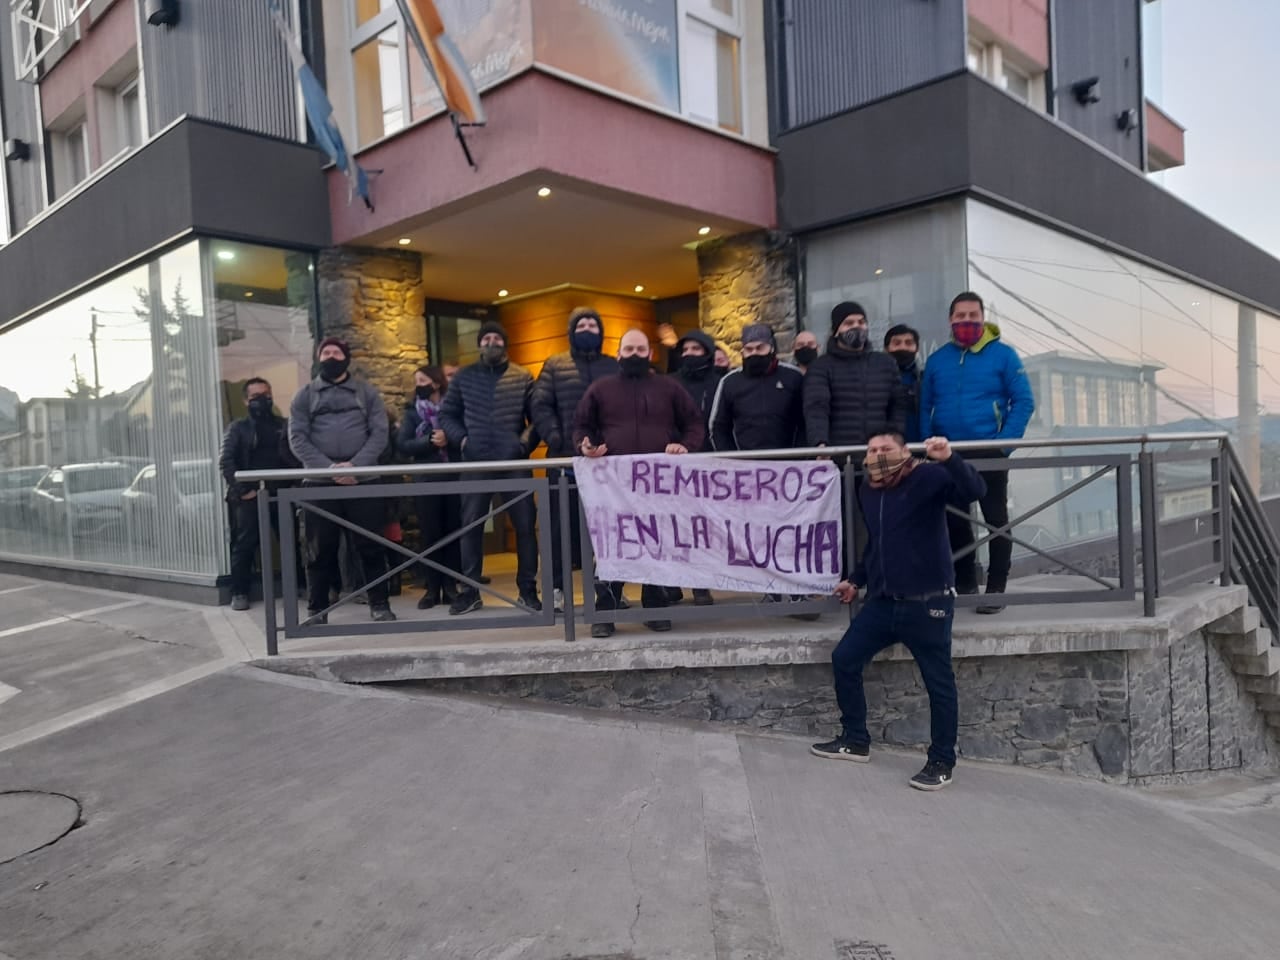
xmin=921 ymin=292 xmax=1034 ymax=613
xmin=811 ymin=432 xmax=985 ymax=791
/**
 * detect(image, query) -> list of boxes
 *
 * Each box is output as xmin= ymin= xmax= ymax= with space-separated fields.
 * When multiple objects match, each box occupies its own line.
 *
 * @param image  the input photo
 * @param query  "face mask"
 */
xmin=952 ymin=321 xmax=984 ymax=349
xmin=863 ymin=451 xmax=911 ymax=485
xmin=890 ymin=349 xmax=917 ymax=369
xmin=414 ymin=384 xmax=435 ymax=400
xmin=619 ymin=355 xmax=651 ymax=378
xmin=743 ymin=354 xmax=774 ymax=378
xmin=480 ymin=343 xmax=506 ymax=366
xmin=572 ymin=330 xmax=603 ymax=355
xmin=682 ymin=352 xmax=713 ymax=377
xmin=794 ymin=347 xmax=818 ymax=366
xmin=319 ymin=357 xmax=349 ymax=382
xmin=838 ymin=328 xmax=868 ymax=351
xmin=247 ymin=396 xmax=273 ymax=418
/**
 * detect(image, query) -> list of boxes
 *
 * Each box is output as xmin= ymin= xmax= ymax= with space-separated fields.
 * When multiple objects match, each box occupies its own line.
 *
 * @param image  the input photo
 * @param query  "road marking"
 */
xmin=0 ymin=584 xmax=38 ymax=596
xmin=0 ymin=600 xmax=143 ymax=640
xmin=0 ymin=681 xmax=19 ymax=706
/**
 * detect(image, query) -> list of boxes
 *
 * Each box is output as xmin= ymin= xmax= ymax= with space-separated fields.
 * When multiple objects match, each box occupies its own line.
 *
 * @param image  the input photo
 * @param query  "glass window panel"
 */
xmin=715 ymin=30 xmax=742 ymax=133
xmin=710 ymin=0 xmax=734 ymax=14
xmin=354 ymin=0 xmax=395 ymax=27
xmin=0 ymin=241 xmax=228 ymax=579
xmin=683 ymin=17 xmax=742 ymax=133
xmin=121 ymin=85 xmax=143 ymax=149
xmin=353 ymin=27 xmax=404 ymax=146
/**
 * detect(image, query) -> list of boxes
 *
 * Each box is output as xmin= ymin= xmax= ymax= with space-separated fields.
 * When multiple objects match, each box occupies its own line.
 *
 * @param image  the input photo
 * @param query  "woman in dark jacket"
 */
xmin=397 ymin=365 xmax=461 ymax=609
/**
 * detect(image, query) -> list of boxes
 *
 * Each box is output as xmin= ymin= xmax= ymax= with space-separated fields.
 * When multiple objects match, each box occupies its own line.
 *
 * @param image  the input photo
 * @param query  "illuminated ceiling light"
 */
xmin=397 ymin=238 xmax=412 ymax=246
xmin=216 ymin=250 xmax=235 ymax=262
xmin=245 ymin=291 xmax=254 ymax=298
xmin=634 ymin=285 xmax=646 ymax=294
xmin=498 ymin=289 xmax=509 ymax=297
xmin=698 ymin=226 xmax=711 ymax=236
xmin=874 ymin=268 xmax=884 ymax=276
xmin=537 ymin=186 xmax=552 ymax=198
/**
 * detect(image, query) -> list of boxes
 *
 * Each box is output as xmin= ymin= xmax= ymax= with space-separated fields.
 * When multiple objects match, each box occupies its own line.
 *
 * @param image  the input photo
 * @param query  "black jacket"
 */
xmin=803 ymin=340 xmax=906 ymax=447
xmin=671 ymin=330 xmax=726 ymax=451
xmin=709 ymin=362 xmax=805 ymax=451
xmin=439 ymin=357 xmax=538 ymax=461
xmin=219 ymin=414 xmax=297 ymax=502
xmin=396 ymin=400 xmax=449 ymax=464
xmin=531 ymin=321 xmax=620 ymax=458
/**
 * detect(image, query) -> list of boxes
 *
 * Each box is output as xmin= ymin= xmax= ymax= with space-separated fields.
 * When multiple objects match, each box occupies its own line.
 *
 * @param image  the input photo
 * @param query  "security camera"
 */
xmin=1071 ymin=78 xmax=1101 ymax=106
xmin=1116 ymin=109 xmax=1139 ymax=134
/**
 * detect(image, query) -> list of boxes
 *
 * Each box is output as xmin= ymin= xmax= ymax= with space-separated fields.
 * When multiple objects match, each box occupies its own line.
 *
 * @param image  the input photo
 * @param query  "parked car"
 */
xmin=30 ymin=461 xmax=136 ymax=539
xmin=0 ymin=465 xmax=48 ymax=528
xmin=121 ymin=459 xmax=220 ymax=545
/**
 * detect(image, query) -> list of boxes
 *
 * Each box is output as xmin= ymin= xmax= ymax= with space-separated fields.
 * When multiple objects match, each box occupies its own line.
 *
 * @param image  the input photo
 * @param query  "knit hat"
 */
xmin=740 ymin=323 xmax=775 ymax=349
xmin=568 ymin=306 xmax=602 ymax=330
xmin=316 ymin=336 xmax=350 ymax=359
xmin=476 ymin=320 xmax=508 ymax=346
xmin=830 ymin=301 xmax=867 ymax=332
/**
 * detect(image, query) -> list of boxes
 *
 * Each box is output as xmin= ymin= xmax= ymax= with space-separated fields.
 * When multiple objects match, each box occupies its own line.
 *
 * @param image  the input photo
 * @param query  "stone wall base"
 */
xmin=406 ymin=628 xmax=1276 ymax=784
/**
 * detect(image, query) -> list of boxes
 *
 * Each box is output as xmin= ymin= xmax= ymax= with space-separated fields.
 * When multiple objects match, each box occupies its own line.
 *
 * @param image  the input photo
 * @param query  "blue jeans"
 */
xmin=831 ymin=594 xmax=958 ymax=767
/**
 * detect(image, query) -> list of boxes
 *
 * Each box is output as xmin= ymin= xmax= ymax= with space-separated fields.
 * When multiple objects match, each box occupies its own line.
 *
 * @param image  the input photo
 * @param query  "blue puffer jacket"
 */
xmin=921 ymin=323 xmax=1034 ymax=443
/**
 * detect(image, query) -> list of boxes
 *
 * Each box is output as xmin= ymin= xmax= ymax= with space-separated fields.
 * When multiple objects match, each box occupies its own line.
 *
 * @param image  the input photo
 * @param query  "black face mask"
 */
xmin=319 ymin=357 xmax=349 ymax=382
xmin=619 ymin=355 xmax=651 ymax=379
xmin=247 ymin=396 xmax=273 ymax=418
xmin=890 ymin=349 xmax=917 ymax=369
xmin=572 ymin=330 xmax=603 ymax=355
xmin=838 ymin=328 xmax=868 ymax=351
xmin=681 ymin=352 xmax=713 ymax=378
xmin=794 ymin=346 xmax=818 ymax=366
xmin=480 ymin=343 xmax=507 ymax=366
xmin=414 ymin=384 xmax=436 ymax=400
xmin=743 ymin=354 xmax=773 ymax=378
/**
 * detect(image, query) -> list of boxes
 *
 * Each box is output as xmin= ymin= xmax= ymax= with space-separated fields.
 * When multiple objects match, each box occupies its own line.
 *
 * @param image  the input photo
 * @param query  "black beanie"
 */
xmin=477 ymin=320 xmax=508 ymax=346
xmin=830 ymin=301 xmax=867 ymax=332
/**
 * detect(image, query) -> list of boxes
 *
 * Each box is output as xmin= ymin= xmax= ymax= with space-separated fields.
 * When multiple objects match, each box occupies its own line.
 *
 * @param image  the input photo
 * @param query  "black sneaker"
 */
xmin=644 ymin=619 xmax=672 ymax=632
xmin=370 ymin=604 xmax=397 ymax=622
xmin=518 ymin=591 xmax=542 ymax=611
xmin=909 ymin=761 xmax=954 ymax=791
xmin=616 ymin=594 xmax=631 ymax=610
xmin=230 ymin=594 xmax=250 ymax=612
xmin=590 ymin=622 xmax=615 ymax=639
xmin=976 ymin=586 xmax=1006 ymax=615
xmin=417 ymin=590 xmax=440 ymax=610
xmin=304 ymin=608 xmax=328 ymax=626
xmin=449 ymin=591 xmax=482 ymax=616
xmin=692 ymin=589 xmax=714 ymax=606
xmin=809 ymin=736 xmax=870 ymax=763
xmin=664 ymin=587 xmax=684 ymax=604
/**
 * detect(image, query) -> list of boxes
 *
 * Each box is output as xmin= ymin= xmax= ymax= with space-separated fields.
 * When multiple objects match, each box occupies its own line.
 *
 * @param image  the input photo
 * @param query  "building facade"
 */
xmin=0 ymin=0 xmax=1276 ymax=596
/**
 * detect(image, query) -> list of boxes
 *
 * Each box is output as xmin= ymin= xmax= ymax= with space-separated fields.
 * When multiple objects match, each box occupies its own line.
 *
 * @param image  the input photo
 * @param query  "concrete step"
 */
xmin=1232 ymin=646 xmax=1280 ymax=678
xmin=1268 ymin=713 xmax=1280 ymax=731
xmin=1243 ymin=674 xmax=1280 ymax=696
xmin=1208 ymin=605 xmax=1262 ymax=636
xmin=1256 ymin=694 xmax=1280 ymax=713
xmin=1218 ymin=629 xmax=1271 ymax=657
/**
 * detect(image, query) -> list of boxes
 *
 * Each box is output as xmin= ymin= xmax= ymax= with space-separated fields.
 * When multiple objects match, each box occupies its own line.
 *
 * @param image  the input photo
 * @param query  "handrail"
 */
xmin=235 ymin=432 xmax=1230 ymax=484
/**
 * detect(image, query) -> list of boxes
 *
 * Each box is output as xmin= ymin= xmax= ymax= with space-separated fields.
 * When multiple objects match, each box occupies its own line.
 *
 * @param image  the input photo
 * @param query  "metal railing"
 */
xmin=236 ymin=433 xmax=1272 ymax=655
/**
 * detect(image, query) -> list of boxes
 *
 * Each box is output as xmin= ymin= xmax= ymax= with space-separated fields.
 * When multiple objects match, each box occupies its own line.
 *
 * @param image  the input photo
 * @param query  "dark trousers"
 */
xmin=305 ymin=495 xmax=389 ymax=610
xmin=947 ymin=449 xmax=1011 ymax=590
xmin=548 ymin=469 xmax=582 ymax=591
xmin=832 ymin=594 xmax=958 ymax=767
xmin=414 ymin=489 xmax=461 ymax=597
xmin=229 ymin=497 xmax=301 ymax=596
xmin=459 ymin=474 xmax=538 ymax=595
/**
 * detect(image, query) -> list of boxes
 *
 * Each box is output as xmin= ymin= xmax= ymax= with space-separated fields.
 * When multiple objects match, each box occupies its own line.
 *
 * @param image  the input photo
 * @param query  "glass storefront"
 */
xmin=0 ymin=240 xmax=317 ymax=582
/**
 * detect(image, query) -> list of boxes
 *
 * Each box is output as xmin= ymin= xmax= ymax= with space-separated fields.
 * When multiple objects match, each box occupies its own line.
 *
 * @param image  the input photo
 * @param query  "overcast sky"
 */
xmin=1155 ymin=0 xmax=1280 ymax=259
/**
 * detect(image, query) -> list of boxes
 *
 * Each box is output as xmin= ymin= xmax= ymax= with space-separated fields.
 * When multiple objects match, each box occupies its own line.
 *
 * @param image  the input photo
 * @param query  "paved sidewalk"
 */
xmin=1 ymin=662 xmax=1278 ymax=960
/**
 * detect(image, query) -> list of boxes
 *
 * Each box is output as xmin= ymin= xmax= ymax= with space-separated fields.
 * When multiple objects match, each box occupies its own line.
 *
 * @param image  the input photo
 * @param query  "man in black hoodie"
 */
xmin=531 ymin=307 xmax=619 ymax=612
xmin=439 ymin=321 xmax=540 ymax=615
xmin=803 ymin=302 xmax=906 ymax=450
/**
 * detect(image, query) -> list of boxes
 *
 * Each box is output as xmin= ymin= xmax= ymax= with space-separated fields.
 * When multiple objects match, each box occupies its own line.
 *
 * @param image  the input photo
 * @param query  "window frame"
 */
xmin=347 ymin=0 xmax=410 ymax=149
xmin=677 ymin=0 xmax=747 ymax=137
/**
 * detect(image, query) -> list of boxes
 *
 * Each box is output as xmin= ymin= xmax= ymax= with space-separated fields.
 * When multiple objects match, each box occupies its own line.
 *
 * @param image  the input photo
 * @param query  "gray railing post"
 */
xmin=257 ymin=481 xmax=278 ymax=656
xmin=557 ymin=469 xmax=576 ymax=644
xmin=1213 ymin=441 xmax=1232 ymax=587
xmin=1138 ymin=447 xmax=1158 ymax=617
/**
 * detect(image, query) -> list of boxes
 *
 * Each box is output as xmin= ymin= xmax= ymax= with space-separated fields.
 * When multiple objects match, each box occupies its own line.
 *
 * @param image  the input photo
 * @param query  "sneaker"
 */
xmin=478 ymin=575 xmax=492 ymax=585
xmin=417 ymin=590 xmax=440 ymax=610
xmin=692 ymin=589 xmax=714 ymax=606
xmin=788 ymin=595 xmax=821 ymax=622
xmin=591 ymin=622 xmax=615 ymax=639
xmin=809 ymin=736 xmax=870 ymax=763
xmin=664 ymin=587 xmax=684 ymax=604
xmin=230 ymin=594 xmax=250 ymax=612
xmin=976 ymin=585 xmax=1006 ymax=615
xmin=304 ymin=608 xmax=328 ymax=626
xmin=909 ymin=761 xmax=954 ymax=791
xmin=449 ymin=591 xmax=482 ymax=616
xmin=616 ymin=593 xmax=631 ymax=610
xmin=370 ymin=604 xmax=397 ymax=623
xmin=553 ymin=588 xmax=565 ymax=613
xmin=644 ymin=619 xmax=672 ymax=632
xmin=518 ymin=591 xmax=542 ymax=611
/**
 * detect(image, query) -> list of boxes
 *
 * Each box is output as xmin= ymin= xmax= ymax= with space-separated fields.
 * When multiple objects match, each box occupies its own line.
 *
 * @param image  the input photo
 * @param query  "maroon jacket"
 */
xmin=573 ymin=370 xmax=706 ymax=456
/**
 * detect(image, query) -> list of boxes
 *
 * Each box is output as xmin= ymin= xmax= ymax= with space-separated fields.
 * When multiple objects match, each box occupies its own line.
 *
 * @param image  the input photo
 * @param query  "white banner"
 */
xmin=574 ymin=454 xmax=843 ymax=594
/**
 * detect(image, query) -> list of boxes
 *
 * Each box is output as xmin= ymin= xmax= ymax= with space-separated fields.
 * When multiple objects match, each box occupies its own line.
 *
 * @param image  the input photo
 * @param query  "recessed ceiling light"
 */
xmin=397 ymin=238 xmax=411 ymax=246
xmin=874 ymin=268 xmax=884 ymax=276
xmin=245 ymin=291 xmax=254 ymax=298
xmin=634 ymin=285 xmax=645 ymax=294
xmin=698 ymin=226 xmax=711 ymax=236
xmin=216 ymin=250 xmax=235 ymax=262
xmin=498 ymin=289 xmax=509 ymax=297
xmin=537 ymin=186 xmax=552 ymax=198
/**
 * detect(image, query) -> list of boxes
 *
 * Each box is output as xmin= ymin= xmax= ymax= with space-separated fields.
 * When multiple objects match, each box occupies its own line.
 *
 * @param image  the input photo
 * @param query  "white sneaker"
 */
xmin=553 ymin=588 xmax=565 ymax=613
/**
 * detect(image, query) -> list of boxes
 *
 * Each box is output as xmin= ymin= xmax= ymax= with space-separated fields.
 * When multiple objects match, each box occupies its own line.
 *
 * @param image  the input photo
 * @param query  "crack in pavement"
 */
xmin=59 ymin=614 xmax=196 ymax=650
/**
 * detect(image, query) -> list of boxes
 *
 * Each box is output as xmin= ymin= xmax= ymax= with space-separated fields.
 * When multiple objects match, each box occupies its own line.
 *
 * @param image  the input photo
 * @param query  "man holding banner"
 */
xmin=811 ymin=432 xmax=985 ymax=792
xmin=573 ymin=329 xmax=705 ymax=635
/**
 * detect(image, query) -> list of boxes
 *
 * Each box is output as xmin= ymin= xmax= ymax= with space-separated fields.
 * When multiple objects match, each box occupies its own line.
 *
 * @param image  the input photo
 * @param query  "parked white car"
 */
xmin=121 ymin=459 xmax=220 ymax=544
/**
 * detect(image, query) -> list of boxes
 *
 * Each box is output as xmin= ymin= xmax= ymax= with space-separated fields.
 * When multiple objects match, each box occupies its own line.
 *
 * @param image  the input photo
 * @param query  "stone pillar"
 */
xmin=697 ymin=231 xmax=798 ymax=362
xmin=315 ymin=247 xmax=427 ymax=411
